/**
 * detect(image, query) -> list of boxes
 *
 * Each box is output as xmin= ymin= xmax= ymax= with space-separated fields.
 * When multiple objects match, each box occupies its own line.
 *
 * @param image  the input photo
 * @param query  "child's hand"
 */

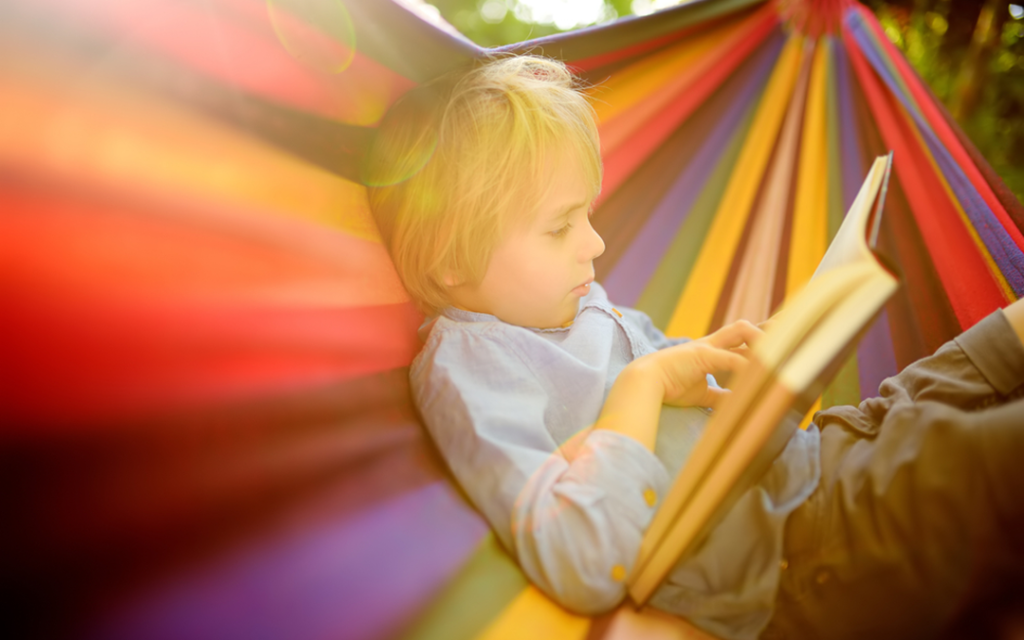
xmin=639 ymin=320 xmax=763 ymax=409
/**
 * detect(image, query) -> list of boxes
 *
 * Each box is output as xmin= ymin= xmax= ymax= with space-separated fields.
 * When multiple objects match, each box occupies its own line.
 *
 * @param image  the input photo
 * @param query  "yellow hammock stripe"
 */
xmin=472 ymin=586 xmax=590 ymax=640
xmin=666 ymin=35 xmax=804 ymax=338
xmin=592 ymin=5 xmax=769 ymax=150
xmin=591 ymin=13 xmax=742 ymax=122
xmin=722 ymin=40 xmax=814 ymax=326
xmin=786 ymin=38 xmax=831 ymax=296
xmin=601 ymin=606 xmax=720 ymax=639
xmin=787 ymin=38 xmax=832 ymax=431
xmin=0 ymin=44 xmax=381 ymax=242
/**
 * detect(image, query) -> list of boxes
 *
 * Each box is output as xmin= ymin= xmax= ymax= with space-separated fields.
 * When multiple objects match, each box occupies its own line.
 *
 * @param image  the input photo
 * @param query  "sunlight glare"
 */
xmin=631 ymin=0 xmax=685 ymax=17
xmin=481 ymin=0 xmax=508 ymax=24
xmin=515 ymin=0 xmax=612 ymax=30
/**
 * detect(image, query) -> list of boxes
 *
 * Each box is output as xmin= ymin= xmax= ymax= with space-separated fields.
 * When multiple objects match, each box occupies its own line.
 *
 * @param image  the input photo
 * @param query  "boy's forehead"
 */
xmin=501 ymin=143 xmax=599 ymax=233
xmin=536 ymin=155 xmax=595 ymax=214
xmin=539 ymin=188 xmax=591 ymax=220
xmin=510 ymin=182 xmax=584 ymax=230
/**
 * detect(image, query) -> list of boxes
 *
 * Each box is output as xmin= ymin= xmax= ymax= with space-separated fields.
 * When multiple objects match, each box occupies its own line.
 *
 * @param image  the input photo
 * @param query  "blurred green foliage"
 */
xmin=865 ymin=0 xmax=1024 ymax=202
xmin=424 ymin=0 xmax=637 ymax=46
xmin=425 ymin=0 xmax=1023 ymax=203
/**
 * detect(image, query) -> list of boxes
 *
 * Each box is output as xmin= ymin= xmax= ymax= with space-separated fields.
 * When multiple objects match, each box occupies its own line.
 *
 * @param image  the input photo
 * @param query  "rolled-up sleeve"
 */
xmin=411 ymin=328 xmax=671 ymax=614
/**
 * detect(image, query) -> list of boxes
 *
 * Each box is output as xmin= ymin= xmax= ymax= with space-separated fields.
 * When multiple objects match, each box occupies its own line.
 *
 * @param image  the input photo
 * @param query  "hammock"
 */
xmin=3 ymin=0 xmax=1021 ymax=638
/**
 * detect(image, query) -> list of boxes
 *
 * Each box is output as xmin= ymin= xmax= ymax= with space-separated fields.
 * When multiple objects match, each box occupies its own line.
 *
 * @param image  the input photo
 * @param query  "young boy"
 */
xmin=364 ymin=55 xmax=1024 ymax=640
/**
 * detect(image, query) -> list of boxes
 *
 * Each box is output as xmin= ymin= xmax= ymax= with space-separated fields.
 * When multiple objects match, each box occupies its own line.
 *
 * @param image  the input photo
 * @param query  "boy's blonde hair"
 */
xmin=364 ymin=55 xmax=602 ymax=316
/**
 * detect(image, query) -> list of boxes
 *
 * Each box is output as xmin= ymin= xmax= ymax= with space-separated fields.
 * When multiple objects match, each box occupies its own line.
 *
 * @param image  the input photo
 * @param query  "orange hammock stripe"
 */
xmin=599 ymin=6 xmax=779 ymax=201
xmin=594 ymin=10 xmax=762 ymax=152
xmin=0 ymin=50 xmax=381 ymax=240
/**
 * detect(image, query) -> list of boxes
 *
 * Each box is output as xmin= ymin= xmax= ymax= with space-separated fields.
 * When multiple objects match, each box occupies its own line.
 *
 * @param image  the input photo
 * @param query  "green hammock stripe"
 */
xmin=400 ymin=533 xmax=528 ymax=640
xmin=821 ymin=352 xmax=862 ymax=411
xmin=825 ymin=37 xmax=846 ymax=243
xmin=821 ymin=35 xmax=862 ymax=406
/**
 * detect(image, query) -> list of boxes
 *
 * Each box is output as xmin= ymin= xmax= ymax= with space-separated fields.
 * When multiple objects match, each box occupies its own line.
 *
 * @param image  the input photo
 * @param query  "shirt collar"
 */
xmin=441 ymin=306 xmax=499 ymax=323
xmin=430 ymin=282 xmax=608 ymax=330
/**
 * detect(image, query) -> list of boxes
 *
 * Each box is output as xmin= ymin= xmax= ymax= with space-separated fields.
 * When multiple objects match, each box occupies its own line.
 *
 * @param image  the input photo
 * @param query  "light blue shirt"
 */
xmin=410 ymin=283 xmax=820 ymax=639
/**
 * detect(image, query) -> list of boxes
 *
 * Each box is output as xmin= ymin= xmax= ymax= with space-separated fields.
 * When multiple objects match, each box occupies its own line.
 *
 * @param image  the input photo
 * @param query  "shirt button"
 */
xmin=611 ymin=564 xmax=626 ymax=582
xmin=643 ymin=488 xmax=657 ymax=507
xmin=612 ymin=307 xmax=623 ymax=318
xmin=779 ymin=558 xmax=789 ymax=570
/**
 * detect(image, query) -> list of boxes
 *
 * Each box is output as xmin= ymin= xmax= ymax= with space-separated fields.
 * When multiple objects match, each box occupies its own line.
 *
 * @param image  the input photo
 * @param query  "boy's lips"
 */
xmin=571 ymin=277 xmax=594 ymax=297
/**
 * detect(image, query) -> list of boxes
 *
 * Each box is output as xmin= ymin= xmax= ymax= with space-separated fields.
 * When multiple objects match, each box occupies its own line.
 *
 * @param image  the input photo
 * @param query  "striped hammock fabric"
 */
xmin=2 ymin=0 xmax=1021 ymax=639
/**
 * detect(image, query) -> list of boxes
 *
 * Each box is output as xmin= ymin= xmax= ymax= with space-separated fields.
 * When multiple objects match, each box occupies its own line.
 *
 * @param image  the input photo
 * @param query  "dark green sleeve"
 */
xmin=812 ymin=309 xmax=1024 ymax=436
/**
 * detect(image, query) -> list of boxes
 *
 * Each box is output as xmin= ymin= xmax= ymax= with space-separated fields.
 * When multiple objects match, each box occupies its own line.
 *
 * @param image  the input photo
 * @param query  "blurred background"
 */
xmin=5 ymin=1 xmax=1022 ymax=639
xmin=415 ymin=0 xmax=1024 ymax=202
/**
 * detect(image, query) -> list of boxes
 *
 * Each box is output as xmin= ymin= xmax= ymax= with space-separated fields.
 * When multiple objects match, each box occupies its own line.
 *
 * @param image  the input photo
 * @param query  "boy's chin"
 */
xmin=502 ymin=300 xmax=580 ymax=329
xmin=554 ymin=301 xmax=581 ymax=328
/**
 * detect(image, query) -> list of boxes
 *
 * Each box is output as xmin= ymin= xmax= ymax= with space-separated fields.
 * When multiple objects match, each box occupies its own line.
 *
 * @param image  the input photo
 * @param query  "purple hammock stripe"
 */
xmin=858 ymin=307 xmax=900 ymax=398
xmin=834 ymin=33 xmax=899 ymax=397
xmin=602 ymin=32 xmax=785 ymax=307
xmin=94 ymin=481 xmax=488 ymax=640
xmin=834 ymin=40 xmax=865 ymax=212
xmin=847 ymin=11 xmax=1024 ymax=298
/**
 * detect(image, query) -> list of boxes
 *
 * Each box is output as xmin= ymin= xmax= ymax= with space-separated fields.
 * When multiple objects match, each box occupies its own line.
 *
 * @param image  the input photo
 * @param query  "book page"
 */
xmin=777 ymin=267 xmax=898 ymax=391
xmin=811 ymin=154 xmax=888 ymax=279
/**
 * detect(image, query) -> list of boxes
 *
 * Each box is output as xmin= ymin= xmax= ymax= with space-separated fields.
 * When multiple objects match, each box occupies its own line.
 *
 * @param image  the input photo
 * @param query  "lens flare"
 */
xmin=363 ymin=129 xmax=439 ymax=188
xmin=267 ymin=0 xmax=356 ymax=74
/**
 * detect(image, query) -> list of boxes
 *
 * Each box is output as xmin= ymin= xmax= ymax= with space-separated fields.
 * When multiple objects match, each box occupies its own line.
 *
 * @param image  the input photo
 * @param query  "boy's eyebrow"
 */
xmin=548 ymin=199 xmax=590 ymax=221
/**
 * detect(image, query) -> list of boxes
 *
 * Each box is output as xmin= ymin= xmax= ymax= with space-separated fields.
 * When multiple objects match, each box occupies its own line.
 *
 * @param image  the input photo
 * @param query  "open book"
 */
xmin=628 ymin=152 xmax=898 ymax=605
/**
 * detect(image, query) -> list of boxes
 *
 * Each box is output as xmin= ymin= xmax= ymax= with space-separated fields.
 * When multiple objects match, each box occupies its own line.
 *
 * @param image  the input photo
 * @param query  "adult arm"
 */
xmin=1004 ymin=297 xmax=1024 ymax=345
xmin=815 ymin=303 xmax=1024 ymax=434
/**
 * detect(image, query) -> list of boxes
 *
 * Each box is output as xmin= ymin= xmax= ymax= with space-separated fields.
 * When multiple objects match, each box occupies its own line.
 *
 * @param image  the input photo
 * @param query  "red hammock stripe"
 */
xmin=47 ymin=0 xmax=413 ymax=123
xmin=1 ymin=179 xmax=422 ymax=431
xmin=853 ymin=5 xmax=1024 ymax=254
xmin=844 ymin=26 xmax=1008 ymax=330
xmin=599 ymin=9 xmax=779 ymax=200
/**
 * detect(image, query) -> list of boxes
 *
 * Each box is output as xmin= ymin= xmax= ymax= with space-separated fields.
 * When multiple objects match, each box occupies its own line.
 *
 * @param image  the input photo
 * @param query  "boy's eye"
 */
xmin=550 ymin=223 xmax=572 ymax=238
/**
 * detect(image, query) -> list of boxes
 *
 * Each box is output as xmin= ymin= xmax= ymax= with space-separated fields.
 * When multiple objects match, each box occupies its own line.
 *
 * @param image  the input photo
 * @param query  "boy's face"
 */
xmin=448 ymin=151 xmax=604 ymax=329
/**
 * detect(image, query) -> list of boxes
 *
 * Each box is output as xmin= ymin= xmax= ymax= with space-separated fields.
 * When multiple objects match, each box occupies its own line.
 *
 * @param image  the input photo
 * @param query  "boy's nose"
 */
xmin=582 ymin=223 xmax=605 ymax=262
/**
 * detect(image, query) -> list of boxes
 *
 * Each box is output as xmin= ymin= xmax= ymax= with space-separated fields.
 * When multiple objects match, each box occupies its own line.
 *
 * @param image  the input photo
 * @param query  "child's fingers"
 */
xmin=700 ymin=343 xmax=750 ymax=374
xmin=730 ymin=344 xmax=753 ymax=358
xmin=657 ymin=344 xmax=749 ymax=404
xmin=704 ymin=320 xmax=763 ymax=350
